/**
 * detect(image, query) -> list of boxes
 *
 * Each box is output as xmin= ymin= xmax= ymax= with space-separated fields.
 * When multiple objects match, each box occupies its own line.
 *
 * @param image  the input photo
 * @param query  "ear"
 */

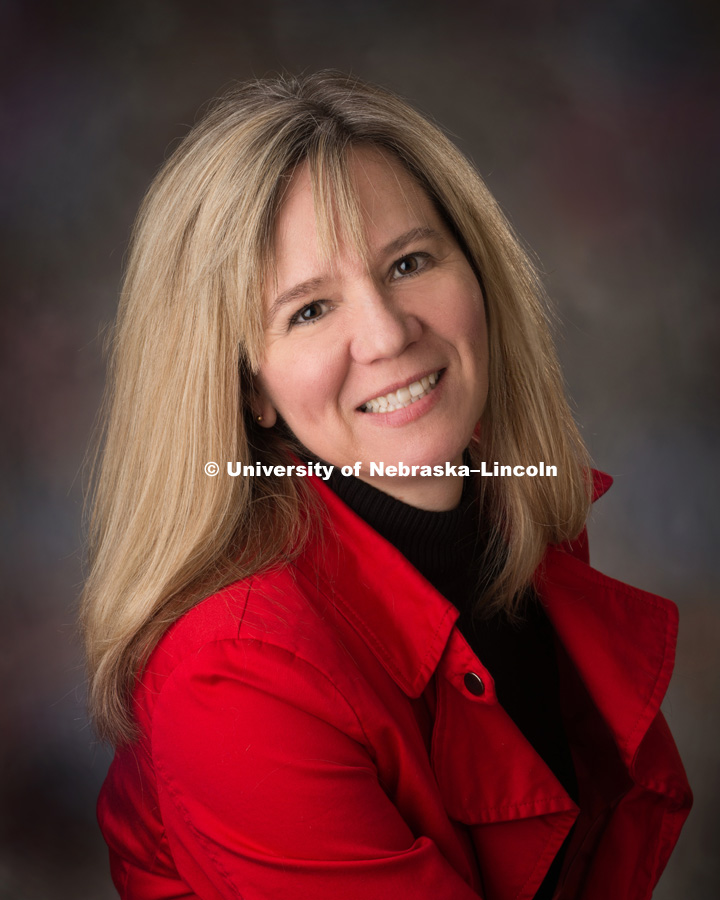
xmin=253 ymin=378 xmax=278 ymax=428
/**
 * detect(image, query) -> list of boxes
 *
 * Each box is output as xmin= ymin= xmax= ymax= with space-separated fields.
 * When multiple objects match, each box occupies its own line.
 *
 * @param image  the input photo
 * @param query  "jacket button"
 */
xmin=463 ymin=672 xmax=485 ymax=696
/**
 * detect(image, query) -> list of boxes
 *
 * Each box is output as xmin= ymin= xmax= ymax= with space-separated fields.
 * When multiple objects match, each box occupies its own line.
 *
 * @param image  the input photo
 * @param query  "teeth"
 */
xmin=361 ymin=371 xmax=441 ymax=413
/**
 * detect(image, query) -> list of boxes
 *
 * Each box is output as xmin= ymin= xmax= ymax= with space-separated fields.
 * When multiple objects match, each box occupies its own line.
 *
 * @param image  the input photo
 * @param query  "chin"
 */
xmin=376 ymin=443 xmax=466 ymax=470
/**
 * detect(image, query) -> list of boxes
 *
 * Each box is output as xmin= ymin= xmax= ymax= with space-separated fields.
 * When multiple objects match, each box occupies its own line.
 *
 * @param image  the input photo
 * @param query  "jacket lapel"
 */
xmin=303 ymin=474 xmax=690 ymax=900
xmin=537 ymin=546 xmax=678 ymax=775
xmin=432 ymin=625 xmax=579 ymax=900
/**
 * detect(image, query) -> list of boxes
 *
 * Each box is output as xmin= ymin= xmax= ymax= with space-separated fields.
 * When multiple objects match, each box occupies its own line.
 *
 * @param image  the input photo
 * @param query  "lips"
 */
xmin=359 ymin=370 xmax=442 ymax=413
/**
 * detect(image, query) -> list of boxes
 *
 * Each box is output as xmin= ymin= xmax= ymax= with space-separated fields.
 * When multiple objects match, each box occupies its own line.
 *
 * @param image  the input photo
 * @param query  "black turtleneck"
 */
xmin=328 ymin=470 xmax=578 ymax=899
xmin=327 ymin=467 xmax=484 ymax=601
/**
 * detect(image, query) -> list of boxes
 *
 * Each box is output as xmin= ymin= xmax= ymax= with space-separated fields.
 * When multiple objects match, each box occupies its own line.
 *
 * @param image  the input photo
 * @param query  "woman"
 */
xmin=83 ymin=72 xmax=691 ymax=900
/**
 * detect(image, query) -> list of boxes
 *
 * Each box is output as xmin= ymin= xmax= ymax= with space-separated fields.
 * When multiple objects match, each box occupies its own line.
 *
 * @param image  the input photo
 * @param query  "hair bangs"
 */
xmin=307 ymin=139 xmax=369 ymax=269
xmin=246 ymin=138 xmax=370 ymax=373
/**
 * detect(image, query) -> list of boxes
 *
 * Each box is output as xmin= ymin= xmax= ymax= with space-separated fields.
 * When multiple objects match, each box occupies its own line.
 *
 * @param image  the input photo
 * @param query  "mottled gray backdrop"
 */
xmin=1 ymin=0 xmax=718 ymax=897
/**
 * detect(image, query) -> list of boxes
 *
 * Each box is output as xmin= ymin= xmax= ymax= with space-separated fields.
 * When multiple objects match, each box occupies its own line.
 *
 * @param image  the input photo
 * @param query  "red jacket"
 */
xmin=98 ymin=472 xmax=691 ymax=899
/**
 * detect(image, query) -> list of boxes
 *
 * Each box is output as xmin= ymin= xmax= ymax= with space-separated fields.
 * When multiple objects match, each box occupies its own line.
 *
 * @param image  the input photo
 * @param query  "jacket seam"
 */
xmin=154 ymin=753 xmax=246 ymax=900
xmin=292 ymin=561 xmax=413 ymax=691
xmin=150 ymin=635 xmax=375 ymax=758
xmin=626 ymin=608 xmax=673 ymax=758
xmin=475 ymin=795 xmax=576 ymax=815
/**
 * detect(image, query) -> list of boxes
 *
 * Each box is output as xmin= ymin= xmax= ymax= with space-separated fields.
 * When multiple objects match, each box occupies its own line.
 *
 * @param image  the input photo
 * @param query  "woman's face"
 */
xmin=256 ymin=148 xmax=489 ymax=509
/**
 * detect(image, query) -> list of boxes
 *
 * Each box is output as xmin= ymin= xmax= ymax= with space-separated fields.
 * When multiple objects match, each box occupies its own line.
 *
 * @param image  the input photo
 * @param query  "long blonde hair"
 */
xmin=82 ymin=71 xmax=591 ymax=744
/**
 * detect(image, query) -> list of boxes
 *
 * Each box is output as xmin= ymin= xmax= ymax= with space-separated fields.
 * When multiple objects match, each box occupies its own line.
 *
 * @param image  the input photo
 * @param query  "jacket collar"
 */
xmin=299 ymin=474 xmax=459 ymax=698
xmin=298 ymin=470 xmax=678 ymax=766
xmin=536 ymin=546 xmax=678 ymax=769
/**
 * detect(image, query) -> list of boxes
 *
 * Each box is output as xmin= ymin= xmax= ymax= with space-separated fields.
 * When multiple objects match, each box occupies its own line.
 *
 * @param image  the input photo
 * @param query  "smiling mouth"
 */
xmin=359 ymin=370 xmax=443 ymax=413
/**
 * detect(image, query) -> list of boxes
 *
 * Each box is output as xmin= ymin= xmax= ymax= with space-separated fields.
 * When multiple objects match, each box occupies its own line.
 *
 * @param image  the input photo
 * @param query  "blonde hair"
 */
xmin=82 ymin=71 xmax=591 ymax=744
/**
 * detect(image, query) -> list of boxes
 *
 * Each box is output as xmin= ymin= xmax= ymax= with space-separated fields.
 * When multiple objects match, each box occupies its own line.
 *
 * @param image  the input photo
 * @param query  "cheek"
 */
xmin=473 ymin=303 xmax=489 ymax=355
xmin=436 ymin=282 xmax=487 ymax=349
xmin=462 ymin=302 xmax=487 ymax=345
xmin=261 ymin=345 xmax=343 ymax=424
xmin=462 ymin=282 xmax=488 ymax=351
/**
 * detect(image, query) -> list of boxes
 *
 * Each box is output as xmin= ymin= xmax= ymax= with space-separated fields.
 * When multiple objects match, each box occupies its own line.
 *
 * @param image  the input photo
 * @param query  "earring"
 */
xmin=256 ymin=415 xmax=263 ymax=423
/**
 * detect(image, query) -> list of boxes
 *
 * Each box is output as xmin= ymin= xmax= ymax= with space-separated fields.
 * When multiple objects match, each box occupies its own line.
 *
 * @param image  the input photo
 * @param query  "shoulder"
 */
xmin=133 ymin=562 xmax=369 ymax=736
xmin=153 ymin=566 xmax=318 ymax=659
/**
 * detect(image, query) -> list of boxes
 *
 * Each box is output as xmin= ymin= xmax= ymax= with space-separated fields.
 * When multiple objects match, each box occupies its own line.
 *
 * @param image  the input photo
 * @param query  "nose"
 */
xmin=347 ymin=283 xmax=422 ymax=365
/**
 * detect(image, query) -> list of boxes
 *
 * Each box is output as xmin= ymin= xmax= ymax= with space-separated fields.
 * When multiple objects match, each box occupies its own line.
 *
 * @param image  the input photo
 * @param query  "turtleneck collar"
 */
xmin=327 ymin=469 xmax=484 ymax=605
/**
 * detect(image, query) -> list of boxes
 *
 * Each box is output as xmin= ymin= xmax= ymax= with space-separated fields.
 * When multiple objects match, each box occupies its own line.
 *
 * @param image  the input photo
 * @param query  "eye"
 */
xmin=289 ymin=300 xmax=330 ymax=328
xmin=392 ymin=253 xmax=429 ymax=279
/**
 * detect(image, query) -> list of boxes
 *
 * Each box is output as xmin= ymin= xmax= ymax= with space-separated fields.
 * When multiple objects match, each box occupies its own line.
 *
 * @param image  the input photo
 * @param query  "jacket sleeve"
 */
xmin=151 ymin=638 xmax=480 ymax=900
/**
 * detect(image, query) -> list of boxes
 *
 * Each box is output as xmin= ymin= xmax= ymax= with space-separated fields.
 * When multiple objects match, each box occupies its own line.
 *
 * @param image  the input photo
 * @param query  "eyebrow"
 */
xmin=382 ymin=225 xmax=443 ymax=259
xmin=268 ymin=225 xmax=444 ymax=321
xmin=268 ymin=277 xmax=327 ymax=322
